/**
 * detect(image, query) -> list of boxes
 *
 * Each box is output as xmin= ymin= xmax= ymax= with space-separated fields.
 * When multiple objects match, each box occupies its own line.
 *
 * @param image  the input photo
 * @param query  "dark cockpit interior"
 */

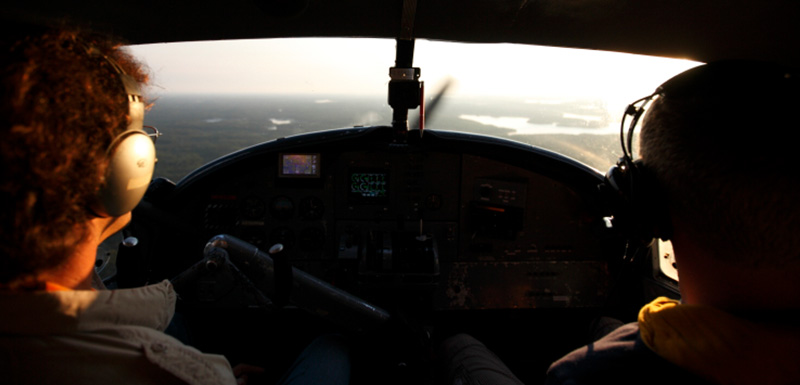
xmin=6 ymin=0 xmax=800 ymax=383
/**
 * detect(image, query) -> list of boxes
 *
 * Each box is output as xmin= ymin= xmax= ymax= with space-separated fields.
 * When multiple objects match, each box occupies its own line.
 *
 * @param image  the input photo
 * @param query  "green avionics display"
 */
xmin=349 ymin=170 xmax=389 ymax=204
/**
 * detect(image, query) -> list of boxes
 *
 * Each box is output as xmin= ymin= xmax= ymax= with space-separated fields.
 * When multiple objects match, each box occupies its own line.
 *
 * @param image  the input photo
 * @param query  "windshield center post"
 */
xmin=388 ymin=38 xmax=421 ymax=142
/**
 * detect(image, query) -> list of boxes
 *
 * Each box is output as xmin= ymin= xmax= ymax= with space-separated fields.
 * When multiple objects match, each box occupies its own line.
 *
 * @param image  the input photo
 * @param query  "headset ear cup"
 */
xmin=602 ymin=160 xmax=637 ymax=239
xmin=94 ymin=131 xmax=156 ymax=217
xmin=80 ymin=42 xmax=154 ymax=218
xmin=602 ymin=160 xmax=672 ymax=242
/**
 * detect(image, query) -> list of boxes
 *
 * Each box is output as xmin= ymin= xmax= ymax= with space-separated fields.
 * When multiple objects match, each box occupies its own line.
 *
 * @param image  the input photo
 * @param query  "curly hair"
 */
xmin=639 ymin=62 xmax=800 ymax=268
xmin=0 ymin=26 xmax=149 ymax=287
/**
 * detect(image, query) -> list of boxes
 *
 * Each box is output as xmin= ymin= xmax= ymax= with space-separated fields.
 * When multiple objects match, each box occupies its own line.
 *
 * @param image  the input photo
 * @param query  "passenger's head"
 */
xmin=0 ymin=26 xmax=149 ymax=288
xmin=639 ymin=61 xmax=800 ymax=268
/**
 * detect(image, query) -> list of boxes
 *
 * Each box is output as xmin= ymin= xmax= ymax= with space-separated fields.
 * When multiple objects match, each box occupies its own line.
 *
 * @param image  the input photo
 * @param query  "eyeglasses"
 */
xmin=143 ymin=125 xmax=162 ymax=144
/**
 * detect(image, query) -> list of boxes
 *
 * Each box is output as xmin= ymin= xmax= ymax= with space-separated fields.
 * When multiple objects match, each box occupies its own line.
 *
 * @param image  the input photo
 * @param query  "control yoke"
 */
xmin=172 ymin=234 xmax=391 ymax=332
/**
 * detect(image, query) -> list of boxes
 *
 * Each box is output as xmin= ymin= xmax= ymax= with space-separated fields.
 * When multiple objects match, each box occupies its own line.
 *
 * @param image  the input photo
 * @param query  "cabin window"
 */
xmin=656 ymin=239 xmax=679 ymax=282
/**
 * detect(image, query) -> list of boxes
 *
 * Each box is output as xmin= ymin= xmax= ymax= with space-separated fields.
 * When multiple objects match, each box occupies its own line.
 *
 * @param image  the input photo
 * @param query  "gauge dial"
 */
xmin=241 ymin=196 xmax=266 ymax=219
xmin=299 ymin=196 xmax=325 ymax=220
xmin=270 ymin=196 xmax=295 ymax=220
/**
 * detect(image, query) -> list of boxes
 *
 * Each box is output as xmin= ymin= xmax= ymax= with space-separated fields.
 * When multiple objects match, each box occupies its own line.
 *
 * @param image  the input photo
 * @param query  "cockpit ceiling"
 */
xmin=7 ymin=0 xmax=800 ymax=66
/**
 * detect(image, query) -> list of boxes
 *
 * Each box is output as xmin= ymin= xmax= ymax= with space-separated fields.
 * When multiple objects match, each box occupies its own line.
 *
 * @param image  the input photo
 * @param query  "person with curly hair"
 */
xmin=0 ymin=25 xmax=349 ymax=385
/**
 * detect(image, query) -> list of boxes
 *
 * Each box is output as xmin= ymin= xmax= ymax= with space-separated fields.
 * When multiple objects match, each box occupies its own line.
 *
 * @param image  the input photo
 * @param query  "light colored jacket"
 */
xmin=0 ymin=280 xmax=236 ymax=385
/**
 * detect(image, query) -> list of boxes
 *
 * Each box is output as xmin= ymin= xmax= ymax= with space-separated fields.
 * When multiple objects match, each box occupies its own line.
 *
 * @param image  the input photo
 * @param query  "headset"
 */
xmin=601 ymin=62 xmax=723 ymax=244
xmin=601 ymin=60 xmax=798 ymax=244
xmin=85 ymin=45 xmax=157 ymax=217
xmin=601 ymin=89 xmax=673 ymax=244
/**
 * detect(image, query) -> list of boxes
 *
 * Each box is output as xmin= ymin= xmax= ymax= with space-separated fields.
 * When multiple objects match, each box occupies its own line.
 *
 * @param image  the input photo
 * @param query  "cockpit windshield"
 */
xmin=129 ymin=38 xmax=699 ymax=182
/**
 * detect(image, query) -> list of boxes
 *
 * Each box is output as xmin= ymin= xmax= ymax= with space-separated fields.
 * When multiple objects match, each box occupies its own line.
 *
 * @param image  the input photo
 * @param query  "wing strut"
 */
xmin=389 ymin=0 xmax=422 ymax=142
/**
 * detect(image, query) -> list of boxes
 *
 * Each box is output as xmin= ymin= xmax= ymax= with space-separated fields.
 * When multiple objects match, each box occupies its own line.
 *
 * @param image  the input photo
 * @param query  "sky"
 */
xmin=128 ymin=38 xmax=699 ymax=105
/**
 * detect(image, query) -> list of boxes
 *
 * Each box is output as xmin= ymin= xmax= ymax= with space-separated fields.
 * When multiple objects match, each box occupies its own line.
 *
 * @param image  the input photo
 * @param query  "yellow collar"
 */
xmin=639 ymin=297 xmax=800 ymax=385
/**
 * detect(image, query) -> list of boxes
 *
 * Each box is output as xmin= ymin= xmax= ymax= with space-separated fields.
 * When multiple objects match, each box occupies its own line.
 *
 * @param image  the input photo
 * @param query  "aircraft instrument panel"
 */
xmin=136 ymin=127 xmax=623 ymax=311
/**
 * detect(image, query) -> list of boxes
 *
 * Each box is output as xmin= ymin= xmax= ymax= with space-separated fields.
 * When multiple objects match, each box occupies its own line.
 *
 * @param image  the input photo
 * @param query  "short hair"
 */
xmin=639 ymin=61 xmax=800 ymax=268
xmin=0 ymin=26 xmax=149 ymax=288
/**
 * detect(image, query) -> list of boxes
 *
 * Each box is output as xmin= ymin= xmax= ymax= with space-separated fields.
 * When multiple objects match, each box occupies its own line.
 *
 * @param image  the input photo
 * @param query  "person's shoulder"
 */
xmin=546 ymin=322 xmax=640 ymax=377
xmin=545 ymin=322 xmax=704 ymax=385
